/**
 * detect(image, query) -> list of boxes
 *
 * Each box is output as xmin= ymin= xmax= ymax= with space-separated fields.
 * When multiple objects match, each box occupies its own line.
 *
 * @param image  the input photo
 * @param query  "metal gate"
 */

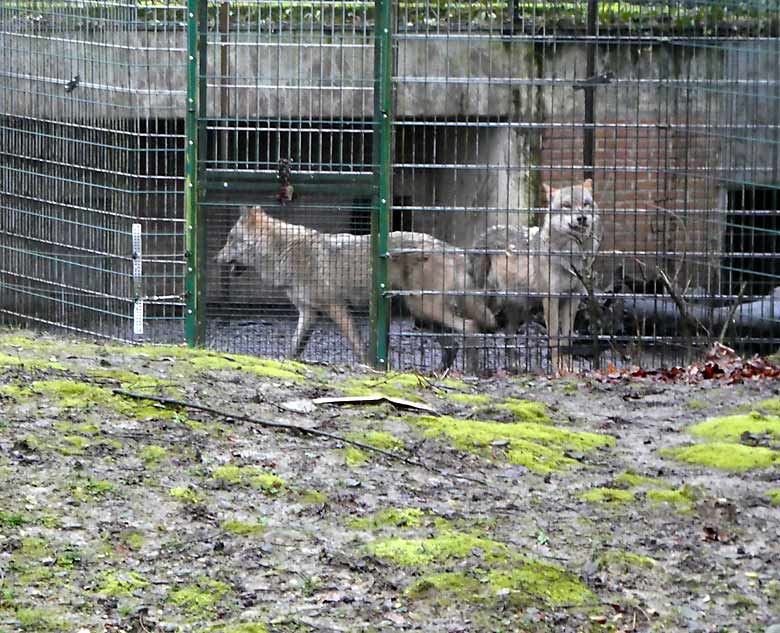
xmin=186 ymin=0 xmax=392 ymax=367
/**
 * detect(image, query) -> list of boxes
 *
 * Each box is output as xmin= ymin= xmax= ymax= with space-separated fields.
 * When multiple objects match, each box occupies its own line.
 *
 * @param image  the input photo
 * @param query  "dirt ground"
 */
xmin=0 ymin=328 xmax=779 ymax=633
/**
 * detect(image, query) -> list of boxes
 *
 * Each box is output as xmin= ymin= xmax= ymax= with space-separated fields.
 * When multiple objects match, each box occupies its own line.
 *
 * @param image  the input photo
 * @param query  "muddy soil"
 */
xmin=0 ymin=327 xmax=778 ymax=633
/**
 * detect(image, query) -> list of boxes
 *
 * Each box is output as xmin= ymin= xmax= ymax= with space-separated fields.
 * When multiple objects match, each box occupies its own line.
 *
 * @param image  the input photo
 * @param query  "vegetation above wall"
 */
xmin=4 ymin=1 xmax=779 ymax=36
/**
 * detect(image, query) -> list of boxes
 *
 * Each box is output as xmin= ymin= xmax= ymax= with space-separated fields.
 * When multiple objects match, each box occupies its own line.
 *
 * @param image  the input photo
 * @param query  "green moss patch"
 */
xmin=205 ymin=623 xmax=268 ymax=633
xmin=53 ymin=421 xmax=101 ymax=435
xmin=71 ymin=480 xmax=115 ymax=503
xmin=406 ymin=572 xmax=482 ymax=601
xmin=212 ymin=464 xmax=285 ymax=495
xmin=221 ymin=519 xmax=265 ymax=536
xmin=647 ymin=486 xmax=697 ymax=510
xmin=409 ymin=415 xmax=613 ymax=473
xmin=446 ymin=393 xmax=492 ymax=406
xmin=663 ymin=442 xmax=779 ymax=471
xmin=169 ymin=486 xmax=204 ymax=504
xmin=121 ymin=531 xmax=145 ymax=551
xmin=97 ymin=570 xmax=149 ymax=597
xmin=579 ymin=487 xmax=635 ymax=504
xmin=0 ymin=330 xmax=92 ymax=355
xmin=168 ymin=578 xmax=232 ymax=615
xmin=376 ymin=530 xmax=593 ymax=608
xmin=599 ymin=550 xmax=657 ymax=574
xmin=0 ymin=351 xmax=66 ymax=371
xmin=15 ymin=607 xmax=66 ymax=631
xmin=487 ymin=563 xmax=593 ymax=607
xmin=139 ymin=445 xmax=168 ymax=465
xmin=350 ymin=507 xmax=428 ymax=530
xmin=341 ymin=373 xmax=427 ymax=402
xmin=346 ymin=430 xmax=404 ymax=451
xmin=4 ymin=379 xmax=180 ymax=420
xmin=18 ymin=537 xmax=49 ymax=560
xmin=368 ymin=531 xmax=509 ymax=566
xmin=614 ymin=470 xmax=672 ymax=489
xmin=765 ymin=489 xmax=780 ymax=507
xmin=496 ymin=398 xmax=551 ymax=423
xmin=344 ymin=446 xmax=369 ymax=466
xmin=689 ymin=411 xmax=780 ymax=442
xmin=114 ymin=344 xmax=310 ymax=382
xmin=0 ymin=511 xmax=28 ymax=527
xmin=298 ymin=489 xmax=327 ymax=504
xmin=748 ymin=398 xmax=780 ymax=416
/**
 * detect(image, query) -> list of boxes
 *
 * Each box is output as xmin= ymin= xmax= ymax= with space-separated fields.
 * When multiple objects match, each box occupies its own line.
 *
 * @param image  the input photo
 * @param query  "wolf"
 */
xmin=215 ymin=206 xmax=495 ymax=368
xmin=471 ymin=179 xmax=602 ymax=371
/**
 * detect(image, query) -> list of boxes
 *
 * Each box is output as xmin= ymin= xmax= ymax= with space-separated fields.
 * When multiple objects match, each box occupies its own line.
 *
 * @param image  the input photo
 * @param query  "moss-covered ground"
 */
xmin=0 ymin=327 xmax=778 ymax=631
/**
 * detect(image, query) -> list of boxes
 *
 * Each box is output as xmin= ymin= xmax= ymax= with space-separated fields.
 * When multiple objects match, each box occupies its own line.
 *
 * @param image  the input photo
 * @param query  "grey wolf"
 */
xmin=216 ymin=206 xmax=495 ymax=367
xmin=471 ymin=179 xmax=602 ymax=371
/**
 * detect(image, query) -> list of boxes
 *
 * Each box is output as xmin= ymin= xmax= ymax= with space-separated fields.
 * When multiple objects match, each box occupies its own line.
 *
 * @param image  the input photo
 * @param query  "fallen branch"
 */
xmin=113 ymin=390 xmax=490 ymax=487
xmin=624 ymin=286 xmax=780 ymax=334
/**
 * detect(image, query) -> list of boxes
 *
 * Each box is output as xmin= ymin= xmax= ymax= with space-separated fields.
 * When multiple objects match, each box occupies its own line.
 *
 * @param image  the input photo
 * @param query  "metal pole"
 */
xmin=584 ymin=0 xmax=597 ymax=181
xmin=370 ymin=0 xmax=392 ymax=369
xmin=185 ymin=0 xmax=206 ymax=346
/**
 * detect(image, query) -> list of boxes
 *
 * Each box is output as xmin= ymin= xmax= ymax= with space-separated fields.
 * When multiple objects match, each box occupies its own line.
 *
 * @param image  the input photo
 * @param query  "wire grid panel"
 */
xmin=390 ymin=0 xmax=780 ymax=374
xmin=0 ymin=1 xmax=186 ymax=342
xmin=201 ymin=1 xmax=382 ymax=363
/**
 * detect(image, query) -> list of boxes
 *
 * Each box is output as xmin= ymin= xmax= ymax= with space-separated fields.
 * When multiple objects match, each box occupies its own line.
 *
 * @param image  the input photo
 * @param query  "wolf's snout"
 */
xmin=576 ymin=215 xmax=589 ymax=227
xmin=216 ymin=252 xmax=247 ymax=276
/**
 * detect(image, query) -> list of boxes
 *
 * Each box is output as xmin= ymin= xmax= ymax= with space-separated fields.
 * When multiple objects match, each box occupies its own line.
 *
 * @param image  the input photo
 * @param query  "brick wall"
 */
xmin=539 ymin=119 xmax=722 ymax=290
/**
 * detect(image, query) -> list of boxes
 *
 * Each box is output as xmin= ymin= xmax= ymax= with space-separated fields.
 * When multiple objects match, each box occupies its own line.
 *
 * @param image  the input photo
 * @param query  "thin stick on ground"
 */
xmin=113 ymin=390 xmax=490 ymax=487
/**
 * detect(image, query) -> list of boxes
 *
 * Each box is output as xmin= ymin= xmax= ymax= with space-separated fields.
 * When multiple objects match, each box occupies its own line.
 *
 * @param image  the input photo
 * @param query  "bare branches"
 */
xmin=718 ymin=281 xmax=748 ymax=343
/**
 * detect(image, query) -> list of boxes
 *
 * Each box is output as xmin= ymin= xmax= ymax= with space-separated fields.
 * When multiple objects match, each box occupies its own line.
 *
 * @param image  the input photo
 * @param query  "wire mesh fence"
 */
xmin=389 ymin=0 xmax=780 ymax=372
xmin=0 ymin=1 xmax=186 ymax=341
xmin=2 ymin=1 xmax=780 ymax=374
xmin=197 ymin=0 xmax=384 ymax=363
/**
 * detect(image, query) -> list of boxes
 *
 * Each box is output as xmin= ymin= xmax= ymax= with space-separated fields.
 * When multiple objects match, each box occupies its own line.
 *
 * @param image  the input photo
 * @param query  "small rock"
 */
xmin=764 ymin=624 xmax=780 ymax=633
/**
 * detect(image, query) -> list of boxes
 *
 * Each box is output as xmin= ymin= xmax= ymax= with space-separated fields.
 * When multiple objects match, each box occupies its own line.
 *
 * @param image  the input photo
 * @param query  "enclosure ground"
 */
xmin=0 ymin=327 xmax=779 ymax=633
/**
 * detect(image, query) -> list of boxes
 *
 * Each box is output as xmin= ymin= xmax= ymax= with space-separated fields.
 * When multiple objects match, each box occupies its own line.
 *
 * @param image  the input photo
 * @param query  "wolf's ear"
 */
xmin=582 ymin=178 xmax=593 ymax=191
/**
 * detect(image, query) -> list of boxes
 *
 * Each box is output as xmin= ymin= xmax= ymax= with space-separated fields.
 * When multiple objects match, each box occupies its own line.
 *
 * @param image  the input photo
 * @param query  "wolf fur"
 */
xmin=471 ymin=179 xmax=602 ymax=371
xmin=216 ymin=206 xmax=495 ymax=367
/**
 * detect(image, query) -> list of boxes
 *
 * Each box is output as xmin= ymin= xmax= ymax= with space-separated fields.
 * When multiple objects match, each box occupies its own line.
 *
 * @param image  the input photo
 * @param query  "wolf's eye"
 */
xmin=561 ymin=202 xmax=571 ymax=209
xmin=583 ymin=201 xmax=592 ymax=208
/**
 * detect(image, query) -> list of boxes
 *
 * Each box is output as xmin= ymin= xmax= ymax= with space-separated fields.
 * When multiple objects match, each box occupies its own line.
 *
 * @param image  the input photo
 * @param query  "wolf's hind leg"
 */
xmin=324 ymin=303 xmax=365 ymax=362
xmin=405 ymin=295 xmax=482 ymax=372
xmin=290 ymin=306 xmax=317 ymax=358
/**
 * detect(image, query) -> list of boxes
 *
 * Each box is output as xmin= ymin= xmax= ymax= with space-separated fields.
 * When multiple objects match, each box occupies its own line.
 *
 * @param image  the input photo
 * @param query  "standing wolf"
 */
xmin=216 ymin=206 xmax=495 ymax=367
xmin=471 ymin=179 xmax=602 ymax=371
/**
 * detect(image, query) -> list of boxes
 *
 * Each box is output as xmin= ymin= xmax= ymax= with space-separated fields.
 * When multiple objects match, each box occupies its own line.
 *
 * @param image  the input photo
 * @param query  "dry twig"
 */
xmin=113 ymin=390 xmax=490 ymax=487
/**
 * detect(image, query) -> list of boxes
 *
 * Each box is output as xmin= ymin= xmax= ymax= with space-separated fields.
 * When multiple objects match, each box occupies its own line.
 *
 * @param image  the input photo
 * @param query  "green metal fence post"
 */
xmin=370 ymin=0 xmax=393 ymax=369
xmin=185 ymin=0 xmax=205 ymax=346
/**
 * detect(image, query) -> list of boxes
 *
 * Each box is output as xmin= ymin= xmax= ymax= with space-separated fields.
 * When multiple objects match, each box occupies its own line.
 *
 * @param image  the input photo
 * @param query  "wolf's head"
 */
xmin=215 ymin=206 xmax=271 ymax=275
xmin=542 ymin=179 xmax=600 ymax=243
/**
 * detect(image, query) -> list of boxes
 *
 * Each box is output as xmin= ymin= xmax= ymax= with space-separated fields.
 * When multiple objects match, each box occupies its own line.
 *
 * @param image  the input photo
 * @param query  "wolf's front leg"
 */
xmin=543 ymin=296 xmax=563 ymax=372
xmin=290 ymin=306 xmax=317 ymax=358
xmin=324 ymin=304 xmax=365 ymax=363
xmin=557 ymin=297 xmax=579 ymax=372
